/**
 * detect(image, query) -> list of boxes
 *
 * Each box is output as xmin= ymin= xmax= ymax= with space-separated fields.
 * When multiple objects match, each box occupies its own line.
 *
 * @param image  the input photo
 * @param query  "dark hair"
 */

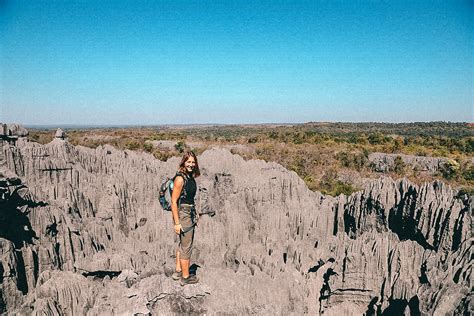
xmin=178 ymin=151 xmax=200 ymax=177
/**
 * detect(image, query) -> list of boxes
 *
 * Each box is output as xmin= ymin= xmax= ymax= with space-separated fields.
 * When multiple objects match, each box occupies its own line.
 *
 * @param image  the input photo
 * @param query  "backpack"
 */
xmin=159 ymin=172 xmax=188 ymax=211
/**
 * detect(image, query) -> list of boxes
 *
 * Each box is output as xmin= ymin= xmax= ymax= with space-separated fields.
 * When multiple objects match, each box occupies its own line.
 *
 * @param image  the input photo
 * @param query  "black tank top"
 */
xmin=179 ymin=174 xmax=196 ymax=205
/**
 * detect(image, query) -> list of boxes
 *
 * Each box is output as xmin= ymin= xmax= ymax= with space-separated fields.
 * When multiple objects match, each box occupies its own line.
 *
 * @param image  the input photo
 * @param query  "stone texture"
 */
xmin=0 ymin=128 xmax=471 ymax=315
xmin=54 ymin=128 xmax=66 ymax=139
xmin=0 ymin=123 xmax=29 ymax=137
xmin=369 ymin=152 xmax=449 ymax=173
xmin=146 ymin=140 xmax=177 ymax=151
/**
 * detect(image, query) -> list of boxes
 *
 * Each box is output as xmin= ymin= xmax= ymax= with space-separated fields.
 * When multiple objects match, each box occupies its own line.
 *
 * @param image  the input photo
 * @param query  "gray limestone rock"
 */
xmin=0 ymin=123 xmax=28 ymax=137
xmin=0 ymin=136 xmax=471 ymax=315
xmin=54 ymin=128 xmax=67 ymax=139
xmin=146 ymin=140 xmax=177 ymax=151
xmin=369 ymin=152 xmax=449 ymax=173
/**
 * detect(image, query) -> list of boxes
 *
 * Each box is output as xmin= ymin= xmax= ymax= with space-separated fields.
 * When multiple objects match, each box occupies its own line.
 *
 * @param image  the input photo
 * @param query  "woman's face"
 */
xmin=184 ymin=156 xmax=196 ymax=173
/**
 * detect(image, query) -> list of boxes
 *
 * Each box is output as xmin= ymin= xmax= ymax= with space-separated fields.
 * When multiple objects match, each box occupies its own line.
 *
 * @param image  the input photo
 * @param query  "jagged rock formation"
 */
xmin=0 ymin=123 xmax=28 ymax=148
xmin=369 ymin=152 xmax=450 ymax=173
xmin=146 ymin=140 xmax=178 ymax=151
xmin=0 ymin=124 xmax=29 ymax=138
xmin=0 ymin=127 xmax=471 ymax=315
xmin=54 ymin=128 xmax=66 ymax=140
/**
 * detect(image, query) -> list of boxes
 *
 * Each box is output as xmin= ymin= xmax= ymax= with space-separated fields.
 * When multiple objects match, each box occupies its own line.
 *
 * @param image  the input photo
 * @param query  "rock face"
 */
xmin=0 ymin=128 xmax=471 ymax=315
xmin=369 ymin=152 xmax=449 ymax=173
xmin=146 ymin=140 xmax=178 ymax=151
xmin=0 ymin=124 xmax=29 ymax=137
xmin=54 ymin=128 xmax=66 ymax=139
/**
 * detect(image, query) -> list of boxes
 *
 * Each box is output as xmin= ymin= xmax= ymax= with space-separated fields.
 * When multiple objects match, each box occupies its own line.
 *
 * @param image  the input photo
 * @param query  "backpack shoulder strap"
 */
xmin=160 ymin=177 xmax=172 ymax=193
xmin=174 ymin=172 xmax=188 ymax=183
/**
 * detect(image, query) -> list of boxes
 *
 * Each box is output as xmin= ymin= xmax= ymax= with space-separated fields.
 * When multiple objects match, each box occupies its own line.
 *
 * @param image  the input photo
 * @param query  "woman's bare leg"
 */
xmin=175 ymin=249 xmax=182 ymax=272
xmin=180 ymin=258 xmax=190 ymax=278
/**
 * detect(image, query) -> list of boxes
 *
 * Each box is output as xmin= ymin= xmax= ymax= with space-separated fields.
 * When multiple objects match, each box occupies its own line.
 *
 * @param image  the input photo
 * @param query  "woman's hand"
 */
xmin=174 ymin=223 xmax=182 ymax=234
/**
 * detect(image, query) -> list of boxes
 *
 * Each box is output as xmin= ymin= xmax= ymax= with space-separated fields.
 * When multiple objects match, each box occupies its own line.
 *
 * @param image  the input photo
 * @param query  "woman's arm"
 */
xmin=171 ymin=176 xmax=184 ymax=234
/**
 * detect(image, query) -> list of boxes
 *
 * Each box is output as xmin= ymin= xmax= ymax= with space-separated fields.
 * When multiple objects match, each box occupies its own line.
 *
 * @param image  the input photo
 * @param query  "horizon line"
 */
xmin=9 ymin=120 xmax=472 ymax=129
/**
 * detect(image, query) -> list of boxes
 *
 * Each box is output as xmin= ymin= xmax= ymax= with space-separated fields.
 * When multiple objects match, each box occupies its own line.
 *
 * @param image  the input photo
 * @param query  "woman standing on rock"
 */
xmin=171 ymin=151 xmax=200 ymax=285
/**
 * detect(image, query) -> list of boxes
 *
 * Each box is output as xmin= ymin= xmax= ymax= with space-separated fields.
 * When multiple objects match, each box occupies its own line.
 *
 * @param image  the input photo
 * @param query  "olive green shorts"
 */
xmin=177 ymin=204 xmax=196 ymax=260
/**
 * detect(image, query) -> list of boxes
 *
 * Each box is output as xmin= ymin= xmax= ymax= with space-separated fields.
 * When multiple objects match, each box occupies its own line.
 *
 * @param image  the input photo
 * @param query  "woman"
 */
xmin=171 ymin=151 xmax=200 ymax=285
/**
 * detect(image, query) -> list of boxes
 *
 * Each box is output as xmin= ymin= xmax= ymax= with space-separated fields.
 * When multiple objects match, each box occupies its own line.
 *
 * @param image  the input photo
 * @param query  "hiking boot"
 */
xmin=171 ymin=271 xmax=182 ymax=280
xmin=180 ymin=274 xmax=199 ymax=286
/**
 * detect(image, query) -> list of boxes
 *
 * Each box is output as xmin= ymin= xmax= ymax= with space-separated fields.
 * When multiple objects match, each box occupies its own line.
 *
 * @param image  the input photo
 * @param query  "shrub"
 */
xmin=289 ymin=156 xmax=308 ymax=177
xmin=441 ymin=159 xmax=460 ymax=180
xmin=392 ymin=156 xmax=406 ymax=175
xmin=292 ymin=134 xmax=304 ymax=144
xmin=392 ymin=138 xmax=402 ymax=152
xmin=466 ymin=137 xmax=474 ymax=153
xmin=248 ymin=136 xmax=258 ymax=144
xmin=153 ymin=151 xmax=173 ymax=161
xmin=174 ymin=141 xmax=186 ymax=153
xmin=303 ymin=175 xmax=318 ymax=191
xmin=126 ymin=141 xmax=140 ymax=151
xmin=336 ymin=151 xmax=368 ymax=171
xmin=268 ymin=131 xmax=279 ymax=139
xmin=460 ymin=164 xmax=473 ymax=181
xmin=457 ymin=187 xmax=474 ymax=198
xmin=333 ymin=181 xmax=357 ymax=196
xmin=143 ymin=142 xmax=153 ymax=153
xmin=368 ymin=133 xmax=386 ymax=144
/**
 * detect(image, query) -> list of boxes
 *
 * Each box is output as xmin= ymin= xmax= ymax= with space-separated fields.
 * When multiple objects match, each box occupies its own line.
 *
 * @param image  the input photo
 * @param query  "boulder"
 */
xmin=54 ymin=128 xmax=67 ymax=139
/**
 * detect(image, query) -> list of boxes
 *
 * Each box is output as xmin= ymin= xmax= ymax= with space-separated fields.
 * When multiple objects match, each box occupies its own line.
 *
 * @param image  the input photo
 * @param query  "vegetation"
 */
xmin=28 ymin=122 xmax=473 ymax=196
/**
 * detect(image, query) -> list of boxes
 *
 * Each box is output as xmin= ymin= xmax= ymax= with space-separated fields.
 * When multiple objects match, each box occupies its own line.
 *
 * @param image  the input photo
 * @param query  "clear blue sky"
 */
xmin=1 ymin=0 xmax=472 ymax=125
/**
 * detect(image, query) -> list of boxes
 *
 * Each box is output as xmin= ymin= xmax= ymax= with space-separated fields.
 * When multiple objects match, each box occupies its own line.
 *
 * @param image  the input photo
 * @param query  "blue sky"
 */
xmin=1 ymin=0 xmax=472 ymax=125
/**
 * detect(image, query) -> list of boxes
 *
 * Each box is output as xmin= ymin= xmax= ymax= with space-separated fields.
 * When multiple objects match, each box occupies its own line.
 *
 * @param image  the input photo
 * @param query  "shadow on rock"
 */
xmin=0 ymin=184 xmax=47 ymax=248
xmin=150 ymin=293 xmax=207 ymax=316
xmin=189 ymin=264 xmax=201 ymax=276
